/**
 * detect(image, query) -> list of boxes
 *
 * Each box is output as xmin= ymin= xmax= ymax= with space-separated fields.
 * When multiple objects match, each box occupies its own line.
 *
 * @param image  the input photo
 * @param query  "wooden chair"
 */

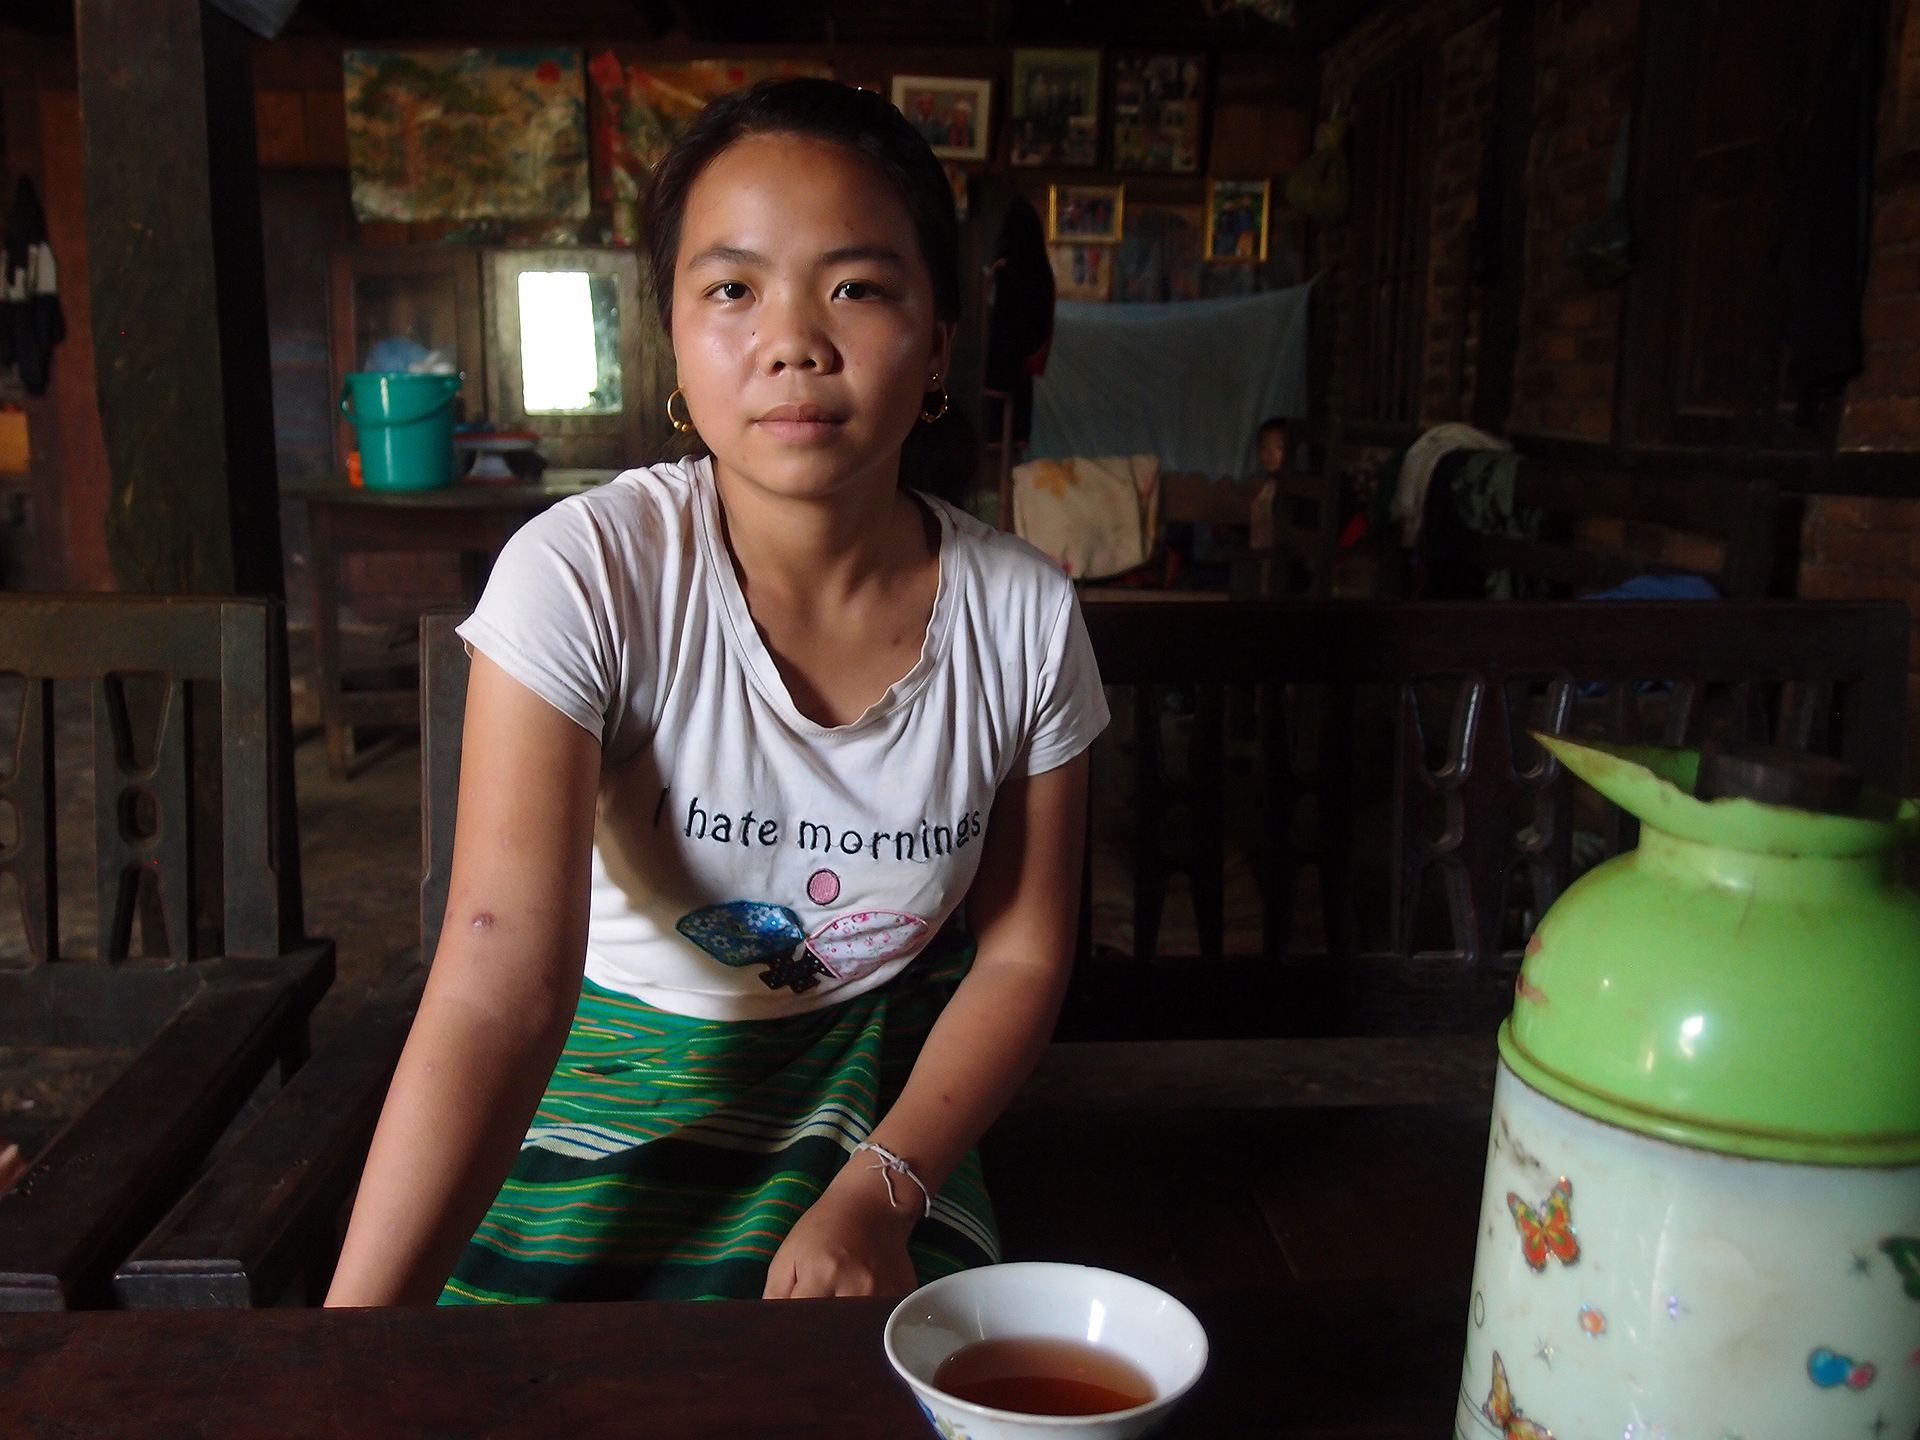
xmin=0 ymin=596 xmax=334 ymax=1310
xmin=1462 ymin=455 xmax=1780 ymax=598
xmin=408 ymin=601 xmax=1899 ymax=1044
xmin=1069 ymin=598 xmax=1905 ymax=1040
xmin=110 ymin=610 xmax=468 ymax=1307
xmin=108 ymin=625 xmax=462 ymax=1308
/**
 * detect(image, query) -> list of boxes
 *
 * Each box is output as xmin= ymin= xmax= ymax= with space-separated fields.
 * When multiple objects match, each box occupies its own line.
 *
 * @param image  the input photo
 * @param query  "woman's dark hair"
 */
xmin=645 ymin=77 xmax=975 ymax=499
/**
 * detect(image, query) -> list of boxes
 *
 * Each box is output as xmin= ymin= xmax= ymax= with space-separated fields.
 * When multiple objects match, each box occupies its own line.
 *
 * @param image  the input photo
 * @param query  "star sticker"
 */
xmin=1535 ymin=1339 xmax=1555 ymax=1369
xmin=1852 ymin=1251 xmax=1875 ymax=1277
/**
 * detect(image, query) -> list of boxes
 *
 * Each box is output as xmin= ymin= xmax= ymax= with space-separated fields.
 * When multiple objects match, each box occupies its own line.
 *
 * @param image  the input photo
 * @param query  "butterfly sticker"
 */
xmin=1507 ymin=1177 xmax=1580 ymax=1272
xmin=675 ymin=901 xmax=931 ymax=995
xmin=1881 ymin=1237 xmax=1920 ymax=1301
xmin=1481 ymin=1352 xmax=1554 ymax=1440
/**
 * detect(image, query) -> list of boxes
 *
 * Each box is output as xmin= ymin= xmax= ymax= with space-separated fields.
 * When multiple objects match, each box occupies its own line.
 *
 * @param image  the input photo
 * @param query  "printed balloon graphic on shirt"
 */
xmin=675 ymin=900 xmax=930 ymax=995
xmin=806 ymin=910 xmax=931 ymax=982
xmin=673 ymin=902 xmax=806 ymax=967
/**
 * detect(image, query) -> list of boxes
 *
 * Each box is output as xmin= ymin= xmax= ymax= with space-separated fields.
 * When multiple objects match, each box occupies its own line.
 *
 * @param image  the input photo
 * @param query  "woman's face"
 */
xmin=671 ymin=132 xmax=954 ymax=503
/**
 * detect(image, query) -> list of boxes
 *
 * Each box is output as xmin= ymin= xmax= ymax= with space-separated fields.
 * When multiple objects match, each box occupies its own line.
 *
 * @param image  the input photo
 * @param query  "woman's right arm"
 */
xmin=325 ymin=652 xmax=602 ymax=1306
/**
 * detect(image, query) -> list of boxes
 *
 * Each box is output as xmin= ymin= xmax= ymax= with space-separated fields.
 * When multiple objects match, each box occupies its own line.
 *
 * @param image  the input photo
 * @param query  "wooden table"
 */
xmin=0 ymin=1283 xmax=1469 ymax=1438
xmin=286 ymin=473 xmax=614 ymax=776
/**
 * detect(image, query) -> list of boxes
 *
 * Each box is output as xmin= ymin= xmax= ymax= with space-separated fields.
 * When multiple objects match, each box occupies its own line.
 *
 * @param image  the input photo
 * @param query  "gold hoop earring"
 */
xmin=919 ymin=385 xmax=949 ymax=424
xmin=666 ymin=387 xmax=696 ymax=435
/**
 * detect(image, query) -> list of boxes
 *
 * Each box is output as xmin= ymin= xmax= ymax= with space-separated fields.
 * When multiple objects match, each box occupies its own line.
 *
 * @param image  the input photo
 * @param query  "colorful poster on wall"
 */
xmin=1111 ymin=55 xmax=1206 ymax=173
xmin=588 ymin=55 xmax=834 ymax=200
xmin=343 ymin=49 xmax=589 ymax=222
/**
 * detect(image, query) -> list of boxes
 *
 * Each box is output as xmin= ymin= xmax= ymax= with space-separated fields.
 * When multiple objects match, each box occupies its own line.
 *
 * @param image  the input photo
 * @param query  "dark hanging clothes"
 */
xmin=1776 ymin=0 xmax=1884 ymax=422
xmin=983 ymin=193 xmax=1055 ymax=445
xmin=1 ymin=177 xmax=65 ymax=397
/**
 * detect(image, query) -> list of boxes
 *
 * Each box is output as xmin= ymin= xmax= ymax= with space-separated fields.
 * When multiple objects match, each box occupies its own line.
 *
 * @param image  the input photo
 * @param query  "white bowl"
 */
xmin=884 ymin=1263 xmax=1209 ymax=1440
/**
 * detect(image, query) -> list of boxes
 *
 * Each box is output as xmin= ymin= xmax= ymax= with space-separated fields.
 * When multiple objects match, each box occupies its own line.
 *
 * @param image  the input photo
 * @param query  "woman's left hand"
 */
xmin=763 ymin=1161 xmax=920 ymax=1298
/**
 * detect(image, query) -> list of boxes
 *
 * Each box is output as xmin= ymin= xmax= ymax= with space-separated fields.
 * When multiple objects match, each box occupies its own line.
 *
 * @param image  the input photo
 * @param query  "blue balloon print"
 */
xmin=675 ymin=902 xmax=805 ymax=967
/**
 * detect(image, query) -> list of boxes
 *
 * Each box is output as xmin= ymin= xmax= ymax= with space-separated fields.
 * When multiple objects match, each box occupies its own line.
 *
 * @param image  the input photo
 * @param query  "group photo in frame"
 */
xmin=1110 ymin=53 xmax=1207 ymax=173
xmin=1047 ymin=184 xmax=1125 ymax=245
xmin=1009 ymin=48 xmax=1102 ymax=167
xmin=890 ymin=75 xmax=992 ymax=161
xmin=1204 ymin=178 xmax=1272 ymax=263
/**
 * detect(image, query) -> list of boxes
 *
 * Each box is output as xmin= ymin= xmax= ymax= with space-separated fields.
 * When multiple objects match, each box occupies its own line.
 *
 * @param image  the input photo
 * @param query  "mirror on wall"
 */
xmin=485 ymin=248 xmax=643 ymax=469
xmin=517 ymin=270 xmax=623 ymax=415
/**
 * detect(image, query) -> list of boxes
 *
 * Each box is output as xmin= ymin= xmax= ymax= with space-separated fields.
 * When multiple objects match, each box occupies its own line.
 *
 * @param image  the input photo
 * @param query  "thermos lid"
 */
xmin=1501 ymin=735 xmax=1920 ymax=1165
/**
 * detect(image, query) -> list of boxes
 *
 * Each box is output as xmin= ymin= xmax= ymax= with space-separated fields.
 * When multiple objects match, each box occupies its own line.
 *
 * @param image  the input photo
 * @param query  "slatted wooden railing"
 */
xmin=1069 ymin=599 xmax=1907 ymax=1038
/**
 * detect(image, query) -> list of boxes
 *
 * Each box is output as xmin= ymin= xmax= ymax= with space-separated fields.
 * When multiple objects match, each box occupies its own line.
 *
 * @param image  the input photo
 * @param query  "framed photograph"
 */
xmin=1009 ymin=48 xmax=1102 ymax=167
xmin=1204 ymin=179 xmax=1272 ymax=263
xmin=891 ymin=76 xmax=992 ymax=161
xmin=1111 ymin=54 xmax=1206 ymax=173
xmin=1048 ymin=184 xmax=1125 ymax=244
xmin=1048 ymin=242 xmax=1113 ymax=302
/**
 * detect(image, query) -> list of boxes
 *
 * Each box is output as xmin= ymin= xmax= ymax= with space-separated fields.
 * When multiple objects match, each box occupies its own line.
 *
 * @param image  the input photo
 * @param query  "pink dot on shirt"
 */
xmin=807 ymin=869 xmax=841 ymax=906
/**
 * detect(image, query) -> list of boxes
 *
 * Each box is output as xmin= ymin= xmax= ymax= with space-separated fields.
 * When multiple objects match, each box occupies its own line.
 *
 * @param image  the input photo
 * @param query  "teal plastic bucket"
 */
xmin=339 ymin=372 xmax=463 ymax=492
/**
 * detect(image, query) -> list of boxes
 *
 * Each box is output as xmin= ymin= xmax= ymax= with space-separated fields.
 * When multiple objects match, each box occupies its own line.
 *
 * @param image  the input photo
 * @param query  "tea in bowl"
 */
xmin=884 ymin=1262 xmax=1208 ymax=1440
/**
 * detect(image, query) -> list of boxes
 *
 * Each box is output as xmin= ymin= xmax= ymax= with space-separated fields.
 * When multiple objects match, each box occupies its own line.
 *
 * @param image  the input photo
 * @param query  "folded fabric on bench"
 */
xmin=1011 ymin=453 xmax=1160 ymax=580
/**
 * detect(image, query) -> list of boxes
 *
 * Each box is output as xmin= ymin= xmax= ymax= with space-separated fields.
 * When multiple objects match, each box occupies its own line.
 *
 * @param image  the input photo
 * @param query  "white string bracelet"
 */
xmin=852 ymin=1140 xmax=933 ymax=1218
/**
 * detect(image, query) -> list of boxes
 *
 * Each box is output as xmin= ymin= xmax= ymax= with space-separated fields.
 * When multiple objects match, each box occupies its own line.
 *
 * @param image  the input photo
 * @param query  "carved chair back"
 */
xmin=420 ymin=601 xmax=1907 ymax=1038
xmin=0 ymin=595 xmax=305 ymax=1045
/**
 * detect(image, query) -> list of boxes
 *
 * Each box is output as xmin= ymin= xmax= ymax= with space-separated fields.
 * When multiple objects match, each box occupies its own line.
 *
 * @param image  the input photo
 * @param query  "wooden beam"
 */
xmin=74 ymin=0 xmax=284 ymax=597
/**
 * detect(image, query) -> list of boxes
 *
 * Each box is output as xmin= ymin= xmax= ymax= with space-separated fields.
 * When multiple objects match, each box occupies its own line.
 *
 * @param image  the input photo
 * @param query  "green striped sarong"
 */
xmin=441 ymin=934 xmax=999 ymax=1303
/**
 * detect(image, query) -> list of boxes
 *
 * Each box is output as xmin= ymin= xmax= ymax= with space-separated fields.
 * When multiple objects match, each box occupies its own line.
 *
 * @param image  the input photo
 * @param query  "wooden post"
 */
xmin=74 ymin=0 xmax=284 ymax=598
xmin=1469 ymin=0 xmax=1536 ymax=437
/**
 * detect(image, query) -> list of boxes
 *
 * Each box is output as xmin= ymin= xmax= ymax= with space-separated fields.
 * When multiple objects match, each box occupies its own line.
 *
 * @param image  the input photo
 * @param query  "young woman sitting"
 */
xmin=325 ymin=78 xmax=1107 ymax=1306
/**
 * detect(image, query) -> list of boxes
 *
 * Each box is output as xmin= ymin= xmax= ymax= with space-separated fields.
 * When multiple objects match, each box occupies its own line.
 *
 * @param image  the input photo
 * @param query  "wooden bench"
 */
xmin=0 ymin=596 xmax=333 ymax=1311
xmin=115 ymin=597 xmax=1905 ymax=1304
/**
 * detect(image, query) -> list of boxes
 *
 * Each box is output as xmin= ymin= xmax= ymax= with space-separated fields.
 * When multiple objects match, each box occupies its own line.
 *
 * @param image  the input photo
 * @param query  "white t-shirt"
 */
xmin=457 ymin=457 xmax=1110 ymax=1021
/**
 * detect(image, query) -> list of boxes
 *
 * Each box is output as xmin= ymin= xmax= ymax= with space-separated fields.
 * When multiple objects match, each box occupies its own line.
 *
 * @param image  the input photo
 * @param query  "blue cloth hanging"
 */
xmin=1029 ymin=282 xmax=1312 ymax=480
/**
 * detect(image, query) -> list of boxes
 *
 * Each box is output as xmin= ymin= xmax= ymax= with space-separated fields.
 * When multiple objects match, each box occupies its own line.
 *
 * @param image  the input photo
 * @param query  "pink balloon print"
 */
xmin=807 ymin=869 xmax=841 ymax=906
xmin=806 ymin=910 xmax=930 ymax=981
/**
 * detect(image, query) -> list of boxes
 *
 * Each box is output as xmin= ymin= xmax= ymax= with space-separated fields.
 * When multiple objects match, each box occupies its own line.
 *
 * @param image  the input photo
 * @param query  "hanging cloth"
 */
xmin=1 ymin=177 xmax=65 ymax=397
xmin=1029 ymin=283 xmax=1312 ymax=480
xmin=1387 ymin=421 xmax=1511 ymax=547
xmin=983 ymin=193 xmax=1056 ymax=445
